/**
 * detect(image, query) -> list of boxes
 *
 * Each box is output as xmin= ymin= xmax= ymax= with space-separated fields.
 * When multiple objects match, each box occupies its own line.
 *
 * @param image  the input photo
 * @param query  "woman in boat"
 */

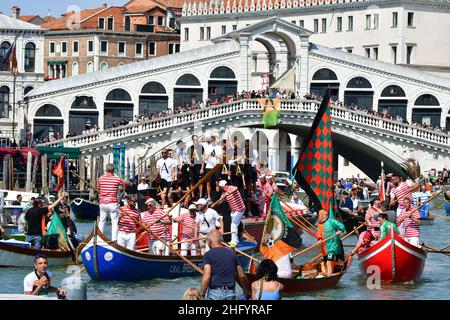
xmin=251 ymin=259 xmax=284 ymax=300
xmin=350 ymin=230 xmax=375 ymax=256
xmin=365 ymin=199 xmax=382 ymax=239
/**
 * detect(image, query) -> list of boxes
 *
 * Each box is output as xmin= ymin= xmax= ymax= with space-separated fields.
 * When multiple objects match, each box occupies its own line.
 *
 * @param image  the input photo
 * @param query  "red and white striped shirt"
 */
xmin=143 ymin=208 xmax=170 ymax=240
xmin=390 ymin=181 xmax=413 ymax=210
xmin=118 ymin=206 xmax=141 ymax=233
xmin=173 ymin=212 xmax=197 ymax=240
xmin=221 ymin=185 xmax=246 ymax=212
xmin=398 ymin=209 xmax=420 ymax=238
xmin=98 ymin=174 xmax=127 ymax=204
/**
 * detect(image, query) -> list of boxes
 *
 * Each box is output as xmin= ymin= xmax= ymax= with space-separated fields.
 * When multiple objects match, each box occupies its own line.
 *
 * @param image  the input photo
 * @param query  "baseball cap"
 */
xmin=195 ymin=198 xmax=207 ymax=206
xmin=188 ymin=204 xmax=197 ymax=210
xmin=218 ymin=180 xmax=228 ymax=188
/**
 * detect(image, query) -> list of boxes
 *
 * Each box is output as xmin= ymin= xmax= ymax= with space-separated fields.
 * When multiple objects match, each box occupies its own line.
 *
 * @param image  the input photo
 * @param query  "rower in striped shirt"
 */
xmin=171 ymin=204 xmax=199 ymax=256
xmin=389 ymin=175 xmax=419 ymax=217
xmin=117 ymin=195 xmax=141 ymax=250
xmin=97 ymin=163 xmax=129 ymax=241
xmin=397 ymin=197 xmax=421 ymax=247
xmin=142 ymin=198 xmax=171 ymax=255
xmin=217 ymin=180 xmax=246 ymax=246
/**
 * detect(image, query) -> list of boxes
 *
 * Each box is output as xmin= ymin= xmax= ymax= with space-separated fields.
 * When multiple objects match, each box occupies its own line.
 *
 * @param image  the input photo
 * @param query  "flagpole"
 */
xmin=12 ymin=72 xmax=16 ymax=147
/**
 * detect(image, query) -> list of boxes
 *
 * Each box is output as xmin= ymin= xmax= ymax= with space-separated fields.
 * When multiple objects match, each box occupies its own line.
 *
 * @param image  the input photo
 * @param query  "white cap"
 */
xmin=188 ymin=204 xmax=197 ymax=210
xmin=266 ymin=175 xmax=273 ymax=178
xmin=195 ymin=198 xmax=208 ymax=206
xmin=218 ymin=180 xmax=228 ymax=188
xmin=145 ymin=198 xmax=157 ymax=205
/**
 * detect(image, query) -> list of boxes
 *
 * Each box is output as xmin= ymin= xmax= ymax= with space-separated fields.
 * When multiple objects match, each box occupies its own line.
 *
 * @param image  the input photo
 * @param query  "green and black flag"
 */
xmin=292 ymin=89 xmax=333 ymax=212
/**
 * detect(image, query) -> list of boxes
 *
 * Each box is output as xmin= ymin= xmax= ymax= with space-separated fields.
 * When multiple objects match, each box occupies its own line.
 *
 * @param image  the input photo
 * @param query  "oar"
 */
xmin=170 ymin=232 xmax=233 ymax=246
xmin=222 ymin=241 xmax=260 ymax=263
xmin=305 ymin=223 xmax=366 ymax=263
xmin=415 ymin=187 xmax=448 ymax=212
xmin=421 ymin=243 xmax=450 ymax=257
xmin=70 ymin=170 xmax=100 ymax=193
xmin=119 ymin=209 xmax=204 ymax=274
xmin=277 ymin=195 xmax=317 ymax=232
xmin=291 ymin=233 xmax=342 ymax=259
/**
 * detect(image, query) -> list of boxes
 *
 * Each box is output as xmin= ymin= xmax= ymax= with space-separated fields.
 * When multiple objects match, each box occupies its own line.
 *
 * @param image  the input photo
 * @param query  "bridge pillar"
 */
xmin=268 ymin=146 xmax=279 ymax=172
xmin=298 ymin=36 xmax=310 ymax=96
xmin=238 ymin=33 xmax=252 ymax=92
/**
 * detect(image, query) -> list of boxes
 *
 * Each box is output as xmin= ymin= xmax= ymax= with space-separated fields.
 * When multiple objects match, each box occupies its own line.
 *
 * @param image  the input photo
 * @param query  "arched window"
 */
xmin=414 ymin=94 xmax=439 ymax=106
xmin=100 ymin=62 xmax=108 ymax=70
xmin=0 ymin=42 xmax=11 ymax=72
xmin=118 ymin=62 xmax=125 ymax=66
xmin=71 ymin=96 xmax=96 ymax=109
xmin=35 ymin=104 xmax=62 ymax=117
xmin=312 ymin=68 xmax=338 ymax=81
xmin=176 ymin=74 xmax=201 ymax=86
xmin=381 ymin=85 xmax=406 ymax=97
xmin=210 ymin=66 xmax=236 ymax=79
xmin=24 ymin=42 xmax=36 ymax=72
xmin=106 ymin=89 xmax=132 ymax=101
xmin=24 ymin=86 xmax=34 ymax=96
xmin=347 ymin=77 xmax=372 ymax=89
xmin=72 ymin=62 xmax=79 ymax=76
xmin=87 ymin=61 xmax=94 ymax=73
xmin=141 ymin=82 xmax=166 ymax=94
xmin=0 ymin=86 xmax=10 ymax=118
xmin=125 ymin=16 xmax=131 ymax=32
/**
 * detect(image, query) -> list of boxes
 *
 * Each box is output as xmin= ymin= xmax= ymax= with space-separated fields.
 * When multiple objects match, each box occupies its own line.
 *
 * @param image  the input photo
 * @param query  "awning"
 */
xmin=0 ymin=148 xmax=40 ymax=163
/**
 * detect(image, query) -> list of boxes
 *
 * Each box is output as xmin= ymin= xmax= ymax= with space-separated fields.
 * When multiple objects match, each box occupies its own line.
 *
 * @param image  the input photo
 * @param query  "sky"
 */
xmin=0 ymin=0 xmax=127 ymax=18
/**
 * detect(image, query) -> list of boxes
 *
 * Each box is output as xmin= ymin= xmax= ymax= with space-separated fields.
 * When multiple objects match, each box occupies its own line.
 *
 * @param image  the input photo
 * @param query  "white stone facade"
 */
xmin=0 ymin=14 xmax=45 ymax=143
xmin=180 ymin=0 xmax=450 ymax=78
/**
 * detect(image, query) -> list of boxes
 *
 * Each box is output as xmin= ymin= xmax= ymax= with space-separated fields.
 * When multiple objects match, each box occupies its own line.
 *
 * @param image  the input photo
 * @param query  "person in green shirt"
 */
xmin=379 ymin=213 xmax=399 ymax=240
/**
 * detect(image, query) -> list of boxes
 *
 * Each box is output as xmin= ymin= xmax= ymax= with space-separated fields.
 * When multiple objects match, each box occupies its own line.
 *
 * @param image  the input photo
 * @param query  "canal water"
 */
xmin=1 ymin=199 xmax=449 ymax=300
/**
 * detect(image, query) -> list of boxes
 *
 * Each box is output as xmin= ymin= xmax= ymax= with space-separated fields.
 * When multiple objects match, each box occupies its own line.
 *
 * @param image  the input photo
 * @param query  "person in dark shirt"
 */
xmin=200 ymin=230 xmax=249 ymax=300
xmin=25 ymin=193 xmax=67 ymax=250
xmin=125 ymin=179 xmax=138 ymax=195
xmin=151 ymin=173 xmax=169 ymax=207
xmin=12 ymin=194 xmax=22 ymax=206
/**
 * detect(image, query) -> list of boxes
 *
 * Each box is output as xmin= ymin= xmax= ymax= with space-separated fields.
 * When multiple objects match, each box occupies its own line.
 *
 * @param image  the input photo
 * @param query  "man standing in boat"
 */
xmin=117 ymin=195 xmax=142 ymax=250
xmin=171 ymin=203 xmax=199 ymax=256
xmin=142 ymin=198 xmax=171 ymax=255
xmin=97 ymin=163 xmax=129 ymax=241
xmin=389 ymin=175 xmax=419 ymax=217
xmin=24 ymin=254 xmax=66 ymax=298
xmin=316 ymin=210 xmax=346 ymax=276
xmin=195 ymin=198 xmax=223 ymax=254
xmin=396 ymin=197 xmax=421 ymax=247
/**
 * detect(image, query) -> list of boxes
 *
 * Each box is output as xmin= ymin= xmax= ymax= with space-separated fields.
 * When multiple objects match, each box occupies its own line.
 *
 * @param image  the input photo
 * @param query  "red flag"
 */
xmin=379 ymin=167 xmax=386 ymax=201
xmin=52 ymin=156 xmax=65 ymax=192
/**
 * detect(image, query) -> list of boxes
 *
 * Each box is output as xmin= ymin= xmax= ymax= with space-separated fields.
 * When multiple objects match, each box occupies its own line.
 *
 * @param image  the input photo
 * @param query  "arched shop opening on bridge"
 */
xmin=310 ymin=68 xmax=339 ymax=101
xmin=33 ymin=104 xmax=63 ymax=140
xmin=208 ymin=66 xmax=238 ymax=101
xmin=69 ymin=96 xmax=99 ymax=135
xmin=104 ymin=88 xmax=133 ymax=128
xmin=139 ymin=81 xmax=168 ymax=115
xmin=378 ymin=85 xmax=408 ymax=119
xmin=344 ymin=77 xmax=374 ymax=111
xmin=173 ymin=74 xmax=203 ymax=108
xmin=412 ymin=94 xmax=441 ymax=128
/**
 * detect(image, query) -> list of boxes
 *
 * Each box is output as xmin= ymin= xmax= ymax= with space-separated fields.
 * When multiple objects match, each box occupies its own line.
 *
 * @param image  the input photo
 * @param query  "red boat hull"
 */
xmin=358 ymin=229 xmax=427 ymax=282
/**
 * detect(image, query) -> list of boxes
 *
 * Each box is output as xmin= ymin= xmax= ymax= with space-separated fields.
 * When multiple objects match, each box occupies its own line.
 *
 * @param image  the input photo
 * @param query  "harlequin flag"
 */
xmin=292 ymin=89 xmax=333 ymax=212
xmin=52 ymin=156 xmax=65 ymax=192
xmin=260 ymin=195 xmax=303 ymax=262
xmin=260 ymin=98 xmax=280 ymax=128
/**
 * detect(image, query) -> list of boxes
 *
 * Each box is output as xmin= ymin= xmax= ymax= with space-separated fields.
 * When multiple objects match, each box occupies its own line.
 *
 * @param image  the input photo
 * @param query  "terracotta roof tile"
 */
xmin=19 ymin=15 xmax=38 ymax=22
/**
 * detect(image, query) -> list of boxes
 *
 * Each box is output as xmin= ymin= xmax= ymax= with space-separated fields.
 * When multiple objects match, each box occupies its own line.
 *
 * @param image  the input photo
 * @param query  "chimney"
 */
xmin=12 ymin=6 xmax=20 ymax=19
xmin=102 ymin=3 xmax=108 ymax=8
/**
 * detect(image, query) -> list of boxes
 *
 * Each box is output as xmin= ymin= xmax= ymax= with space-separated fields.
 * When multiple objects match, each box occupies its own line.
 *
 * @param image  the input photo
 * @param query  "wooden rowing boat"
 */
xmin=357 ymin=228 xmax=427 ymax=282
xmin=0 ymin=240 xmax=75 ymax=267
xmin=243 ymin=257 xmax=352 ymax=294
xmin=78 ymin=225 xmax=257 ymax=281
xmin=70 ymin=198 xmax=99 ymax=220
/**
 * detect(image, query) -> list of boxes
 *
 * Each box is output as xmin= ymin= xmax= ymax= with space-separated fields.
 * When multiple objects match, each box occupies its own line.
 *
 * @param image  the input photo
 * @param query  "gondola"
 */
xmin=444 ymin=192 xmax=450 ymax=215
xmin=0 ymin=240 xmax=75 ymax=267
xmin=357 ymin=228 xmax=427 ymax=282
xmin=78 ymin=225 xmax=257 ymax=281
xmin=243 ymin=256 xmax=352 ymax=294
xmin=337 ymin=209 xmax=366 ymax=234
xmin=70 ymin=198 xmax=99 ymax=220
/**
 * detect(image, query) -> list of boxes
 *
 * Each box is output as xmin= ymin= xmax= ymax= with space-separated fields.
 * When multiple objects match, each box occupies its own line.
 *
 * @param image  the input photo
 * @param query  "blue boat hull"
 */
xmin=80 ymin=227 xmax=257 ymax=281
xmin=70 ymin=198 xmax=99 ymax=220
